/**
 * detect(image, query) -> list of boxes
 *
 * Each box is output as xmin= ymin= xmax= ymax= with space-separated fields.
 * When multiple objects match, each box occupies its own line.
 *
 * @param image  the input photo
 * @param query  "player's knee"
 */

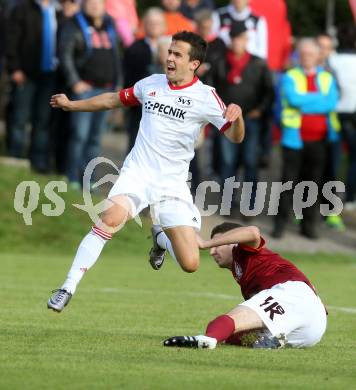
xmin=101 ymin=210 xmax=126 ymax=230
xmin=180 ymin=255 xmax=199 ymax=273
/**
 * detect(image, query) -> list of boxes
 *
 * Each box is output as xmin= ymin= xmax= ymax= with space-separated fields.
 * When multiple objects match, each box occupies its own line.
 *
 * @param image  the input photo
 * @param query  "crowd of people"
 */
xmin=0 ymin=0 xmax=356 ymax=240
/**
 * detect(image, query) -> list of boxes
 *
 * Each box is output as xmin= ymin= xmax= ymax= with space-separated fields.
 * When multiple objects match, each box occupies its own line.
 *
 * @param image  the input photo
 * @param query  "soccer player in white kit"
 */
xmin=47 ymin=31 xmax=245 ymax=312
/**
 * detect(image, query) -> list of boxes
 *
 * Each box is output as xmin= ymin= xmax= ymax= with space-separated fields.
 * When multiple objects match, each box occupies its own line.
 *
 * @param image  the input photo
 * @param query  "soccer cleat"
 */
xmin=163 ymin=335 xmax=217 ymax=349
xmin=252 ymin=333 xmax=287 ymax=349
xmin=148 ymin=226 xmax=166 ymax=270
xmin=47 ymin=289 xmax=72 ymax=312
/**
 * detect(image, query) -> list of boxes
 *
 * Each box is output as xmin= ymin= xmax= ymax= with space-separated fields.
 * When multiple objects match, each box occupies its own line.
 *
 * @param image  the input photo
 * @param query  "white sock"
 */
xmin=62 ymin=226 xmax=112 ymax=294
xmin=157 ymin=230 xmax=178 ymax=264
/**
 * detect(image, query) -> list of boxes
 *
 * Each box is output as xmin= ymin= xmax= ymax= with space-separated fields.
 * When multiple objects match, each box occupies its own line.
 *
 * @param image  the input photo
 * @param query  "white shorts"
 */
xmin=240 ymin=281 xmax=327 ymax=348
xmin=108 ymin=167 xmax=201 ymax=231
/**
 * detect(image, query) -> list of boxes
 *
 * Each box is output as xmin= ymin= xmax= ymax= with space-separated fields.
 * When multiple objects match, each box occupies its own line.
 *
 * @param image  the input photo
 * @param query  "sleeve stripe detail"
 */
xmin=220 ymin=121 xmax=232 ymax=133
xmin=119 ymin=87 xmax=140 ymax=107
xmin=211 ymin=89 xmax=226 ymax=111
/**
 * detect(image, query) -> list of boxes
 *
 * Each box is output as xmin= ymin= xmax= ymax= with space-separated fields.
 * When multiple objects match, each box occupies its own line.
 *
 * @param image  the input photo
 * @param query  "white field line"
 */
xmin=98 ymin=287 xmax=356 ymax=314
xmin=100 ymin=287 xmax=238 ymax=301
xmin=327 ymin=306 xmax=356 ymax=314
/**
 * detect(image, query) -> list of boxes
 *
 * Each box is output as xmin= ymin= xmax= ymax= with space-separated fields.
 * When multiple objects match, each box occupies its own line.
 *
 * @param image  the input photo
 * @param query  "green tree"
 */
xmin=286 ymin=0 xmax=353 ymax=36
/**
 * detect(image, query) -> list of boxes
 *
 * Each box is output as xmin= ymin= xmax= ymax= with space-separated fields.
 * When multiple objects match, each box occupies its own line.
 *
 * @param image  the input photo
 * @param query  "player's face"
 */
xmin=166 ymin=40 xmax=200 ymax=84
xmin=209 ymin=234 xmax=234 ymax=269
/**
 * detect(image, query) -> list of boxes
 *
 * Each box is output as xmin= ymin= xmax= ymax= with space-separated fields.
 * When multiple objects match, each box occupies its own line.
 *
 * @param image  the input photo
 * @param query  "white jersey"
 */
xmin=122 ymin=74 xmax=230 ymax=185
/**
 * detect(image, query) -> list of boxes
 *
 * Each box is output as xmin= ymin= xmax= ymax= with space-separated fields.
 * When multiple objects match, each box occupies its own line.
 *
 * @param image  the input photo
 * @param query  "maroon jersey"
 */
xmin=232 ymin=237 xmax=315 ymax=300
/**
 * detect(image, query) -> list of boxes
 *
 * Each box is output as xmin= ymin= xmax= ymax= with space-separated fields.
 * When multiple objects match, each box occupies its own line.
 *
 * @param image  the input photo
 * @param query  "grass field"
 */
xmin=1 ymin=165 xmax=356 ymax=389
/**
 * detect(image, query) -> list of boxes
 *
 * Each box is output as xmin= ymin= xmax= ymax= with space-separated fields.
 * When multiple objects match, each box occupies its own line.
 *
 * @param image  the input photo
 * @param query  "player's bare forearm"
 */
xmin=223 ymin=104 xmax=245 ymax=143
xmin=226 ymin=115 xmax=245 ymax=143
xmin=198 ymin=226 xmax=260 ymax=249
xmin=50 ymin=92 xmax=122 ymax=112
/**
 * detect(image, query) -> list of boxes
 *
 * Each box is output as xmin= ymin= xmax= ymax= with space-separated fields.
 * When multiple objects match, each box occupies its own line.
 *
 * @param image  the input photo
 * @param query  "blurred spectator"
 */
xmin=316 ymin=33 xmax=344 ymax=230
xmin=213 ymin=0 xmax=267 ymax=59
xmin=5 ymin=0 xmax=60 ymax=172
xmin=61 ymin=0 xmax=81 ymax=18
xmin=317 ymin=33 xmax=335 ymax=73
xmin=0 ymin=0 xmax=18 ymax=12
xmin=59 ymin=0 xmax=121 ymax=187
xmin=157 ymin=35 xmax=173 ymax=71
xmin=194 ymin=9 xmax=226 ymax=85
xmin=51 ymin=0 xmax=81 ymax=175
xmin=0 ymin=1 xmax=5 ymax=75
xmin=0 ymin=0 xmax=20 ymax=148
xmin=0 ymin=1 xmax=7 ymax=128
xmin=214 ymin=22 xmax=274 ymax=209
xmin=123 ymin=7 xmax=166 ymax=152
xmin=272 ymin=38 xmax=340 ymax=239
xmin=193 ymin=9 xmax=226 ymax=182
xmin=249 ymin=0 xmax=292 ymax=168
xmin=329 ymin=24 xmax=356 ymax=211
xmin=180 ymin=0 xmax=215 ymax=20
xmin=161 ymin=0 xmax=195 ymax=36
xmin=105 ymin=0 xmax=139 ymax=48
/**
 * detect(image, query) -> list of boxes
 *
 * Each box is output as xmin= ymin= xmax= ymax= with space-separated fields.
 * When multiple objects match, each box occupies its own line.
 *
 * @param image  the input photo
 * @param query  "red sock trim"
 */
xmin=92 ymin=225 xmax=112 ymax=240
xmin=205 ymin=315 xmax=235 ymax=342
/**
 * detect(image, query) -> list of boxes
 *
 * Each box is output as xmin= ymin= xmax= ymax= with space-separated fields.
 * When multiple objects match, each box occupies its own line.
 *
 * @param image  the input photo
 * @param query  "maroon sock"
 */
xmin=205 ymin=315 xmax=235 ymax=342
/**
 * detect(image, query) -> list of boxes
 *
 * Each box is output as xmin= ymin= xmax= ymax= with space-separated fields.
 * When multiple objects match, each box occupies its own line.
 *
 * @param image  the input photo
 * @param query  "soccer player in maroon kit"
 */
xmin=164 ymin=222 xmax=327 ymax=349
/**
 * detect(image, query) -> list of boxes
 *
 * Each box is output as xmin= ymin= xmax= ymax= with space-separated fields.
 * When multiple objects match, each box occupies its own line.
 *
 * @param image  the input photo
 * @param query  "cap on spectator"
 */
xmin=229 ymin=21 xmax=247 ymax=38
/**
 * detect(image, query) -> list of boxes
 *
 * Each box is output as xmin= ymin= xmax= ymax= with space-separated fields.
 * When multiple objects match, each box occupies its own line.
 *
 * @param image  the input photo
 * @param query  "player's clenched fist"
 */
xmin=223 ymin=103 xmax=242 ymax=122
xmin=50 ymin=94 xmax=72 ymax=111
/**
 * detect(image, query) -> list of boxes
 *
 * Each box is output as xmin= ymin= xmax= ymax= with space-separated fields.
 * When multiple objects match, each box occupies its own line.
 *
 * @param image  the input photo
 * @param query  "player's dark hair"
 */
xmin=172 ymin=31 xmax=207 ymax=65
xmin=211 ymin=222 xmax=244 ymax=238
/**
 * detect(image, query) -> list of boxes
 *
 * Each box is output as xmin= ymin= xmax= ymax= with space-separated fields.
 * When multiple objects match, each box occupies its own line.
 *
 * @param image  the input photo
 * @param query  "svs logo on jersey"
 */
xmin=175 ymin=96 xmax=193 ymax=107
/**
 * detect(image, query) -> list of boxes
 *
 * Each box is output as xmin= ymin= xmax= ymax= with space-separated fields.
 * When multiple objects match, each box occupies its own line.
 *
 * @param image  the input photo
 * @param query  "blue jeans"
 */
xmin=219 ymin=117 xmax=260 ymax=207
xmin=66 ymin=88 xmax=110 ymax=184
xmin=340 ymin=113 xmax=356 ymax=202
xmin=7 ymin=73 xmax=56 ymax=171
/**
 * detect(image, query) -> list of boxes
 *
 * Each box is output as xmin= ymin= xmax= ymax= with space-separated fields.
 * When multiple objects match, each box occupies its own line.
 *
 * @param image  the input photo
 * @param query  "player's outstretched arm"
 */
xmin=50 ymin=92 xmax=123 ymax=112
xmin=223 ymin=103 xmax=245 ymax=143
xmin=197 ymin=226 xmax=261 ymax=249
